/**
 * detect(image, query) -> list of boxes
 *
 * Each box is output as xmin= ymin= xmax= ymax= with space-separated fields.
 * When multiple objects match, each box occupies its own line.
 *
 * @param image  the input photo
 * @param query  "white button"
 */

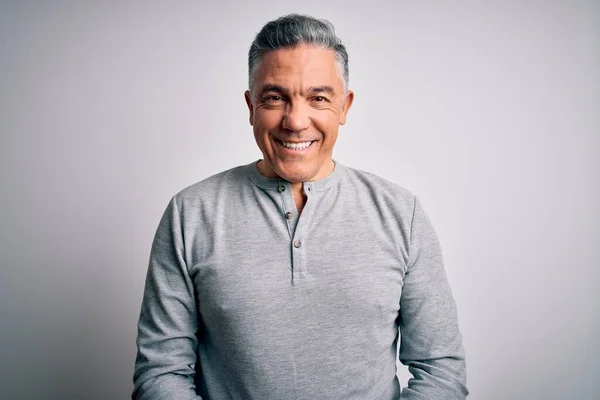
xmin=278 ymin=185 xmax=285 ymax=192
xmin=293 ymin=240 xmax=301 ymax=248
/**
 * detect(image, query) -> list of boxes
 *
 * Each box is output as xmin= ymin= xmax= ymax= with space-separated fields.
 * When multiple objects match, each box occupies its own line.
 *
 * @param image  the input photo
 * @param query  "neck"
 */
xmin=256 ymin=159 xmax=335 ymax=183
xmin=256 ymin=159 xmax=335 ymax=214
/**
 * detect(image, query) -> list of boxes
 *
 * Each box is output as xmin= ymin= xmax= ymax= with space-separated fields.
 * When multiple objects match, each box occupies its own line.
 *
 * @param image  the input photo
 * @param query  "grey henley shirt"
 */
xmin=133 ymin=161 xmax=468 ymax=400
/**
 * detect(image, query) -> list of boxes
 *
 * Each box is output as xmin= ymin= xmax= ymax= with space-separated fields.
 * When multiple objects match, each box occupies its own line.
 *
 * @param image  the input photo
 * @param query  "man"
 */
xmin=133 ymin=14 xmax=468 ymax=400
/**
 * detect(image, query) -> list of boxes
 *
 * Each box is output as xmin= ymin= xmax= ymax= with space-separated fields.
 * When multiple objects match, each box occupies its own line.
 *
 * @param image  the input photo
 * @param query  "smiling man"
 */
xmin=133 ymin=14 xmax=468 ymax=400
xmin=245 ymin=44 xmax=353 ymax=213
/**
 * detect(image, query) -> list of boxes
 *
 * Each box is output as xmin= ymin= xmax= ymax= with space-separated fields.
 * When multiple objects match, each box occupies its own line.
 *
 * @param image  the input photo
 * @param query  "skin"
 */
xmin=245 ymin=44 xmax=354 ymax=213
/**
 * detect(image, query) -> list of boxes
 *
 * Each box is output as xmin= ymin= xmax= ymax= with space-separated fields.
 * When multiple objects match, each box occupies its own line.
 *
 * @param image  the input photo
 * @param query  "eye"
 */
xmin=265 ymin=95 xmax=285 ymax=102
xmin=313 ymin=96 xmax=326 ymax=102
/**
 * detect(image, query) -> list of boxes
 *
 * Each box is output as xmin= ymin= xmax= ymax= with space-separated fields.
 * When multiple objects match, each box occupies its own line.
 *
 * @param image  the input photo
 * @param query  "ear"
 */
xmin=244 ymin=90 xmax=254 ymax=126
xmin=339 ymin=90 xmax=354 ymax=125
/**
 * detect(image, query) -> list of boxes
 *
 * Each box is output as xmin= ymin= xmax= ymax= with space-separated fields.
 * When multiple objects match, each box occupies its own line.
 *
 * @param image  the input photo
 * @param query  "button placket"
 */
xmin=276 ymin=181 xmax=298 ymax=280
xmin=279 ymin=180 xmax=299 ymax=240
xmin=290 ymin=182 xmax=318 ymax=281
xmin=291 ymin=234 xmax=306 ymax=282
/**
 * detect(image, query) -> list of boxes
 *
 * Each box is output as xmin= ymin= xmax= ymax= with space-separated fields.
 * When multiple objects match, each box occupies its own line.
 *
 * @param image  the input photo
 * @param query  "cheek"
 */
xmin=313 ymin=114 xmax=339 ymax=142
xmin=254 ymin=110 xmax=282 ymax=131
xmin=254 ymin=128 xmax=271 ymax=153
xmin=253 ymin=112 xmax=279 ymax=150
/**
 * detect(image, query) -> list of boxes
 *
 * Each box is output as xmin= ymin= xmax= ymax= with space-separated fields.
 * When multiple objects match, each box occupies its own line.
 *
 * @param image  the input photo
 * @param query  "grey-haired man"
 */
xmin=133 ymin=14 xmax=468 ymax=400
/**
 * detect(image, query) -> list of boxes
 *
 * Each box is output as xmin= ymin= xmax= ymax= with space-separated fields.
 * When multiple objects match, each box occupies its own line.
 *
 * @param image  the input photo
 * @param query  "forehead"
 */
xmin=255 ymin=45 xmax=342 ymax=89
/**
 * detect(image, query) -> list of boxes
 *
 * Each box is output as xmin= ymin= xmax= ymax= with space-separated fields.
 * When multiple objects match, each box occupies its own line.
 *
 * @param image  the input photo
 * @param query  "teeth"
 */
xmin=281 ymin=141 xmax=312 ymax=150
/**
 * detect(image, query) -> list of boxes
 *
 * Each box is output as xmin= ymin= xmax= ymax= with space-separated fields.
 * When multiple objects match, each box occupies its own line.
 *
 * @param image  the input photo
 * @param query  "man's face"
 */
xmin=245 ymin=45 xmax=354 ymax=183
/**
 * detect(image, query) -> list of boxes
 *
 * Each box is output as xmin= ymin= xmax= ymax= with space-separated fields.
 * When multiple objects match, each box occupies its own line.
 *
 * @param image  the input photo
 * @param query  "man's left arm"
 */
xmin=398 ymin=196 xmax=468 ymax=399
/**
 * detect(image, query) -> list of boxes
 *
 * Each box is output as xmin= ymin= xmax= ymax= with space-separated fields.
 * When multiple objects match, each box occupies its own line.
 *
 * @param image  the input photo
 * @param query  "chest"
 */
xmin=186 ymin=189 xmax=408 ymax=336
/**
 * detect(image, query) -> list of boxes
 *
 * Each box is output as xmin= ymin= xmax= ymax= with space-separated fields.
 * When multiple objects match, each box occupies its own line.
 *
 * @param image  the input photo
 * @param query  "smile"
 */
xmin=277 ymin=140 xmax=315 ymax=151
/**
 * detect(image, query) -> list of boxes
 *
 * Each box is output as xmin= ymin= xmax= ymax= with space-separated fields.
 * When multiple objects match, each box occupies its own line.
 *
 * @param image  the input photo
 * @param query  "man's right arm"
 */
xmin=132 ymin=196 xmax=203 ymax=400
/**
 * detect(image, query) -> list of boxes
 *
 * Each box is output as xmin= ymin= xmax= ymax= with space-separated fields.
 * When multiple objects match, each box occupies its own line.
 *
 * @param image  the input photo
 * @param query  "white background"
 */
xmin=1 ymin=1 xmax=598 ymax=399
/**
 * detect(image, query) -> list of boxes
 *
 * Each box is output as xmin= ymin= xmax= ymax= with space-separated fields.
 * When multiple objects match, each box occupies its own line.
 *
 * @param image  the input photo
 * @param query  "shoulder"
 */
xmin=170 ymin=164 xmax=250 ymax=208
xmin=341 ymin=164 xmax=416 ymax=211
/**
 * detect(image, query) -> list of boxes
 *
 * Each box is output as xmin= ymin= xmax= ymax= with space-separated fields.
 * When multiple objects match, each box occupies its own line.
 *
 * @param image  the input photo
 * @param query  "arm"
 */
xmin=132 ymin=196 xmax=203 ymax=400
xmin=399 ymin=196 xmax=468 ymax=399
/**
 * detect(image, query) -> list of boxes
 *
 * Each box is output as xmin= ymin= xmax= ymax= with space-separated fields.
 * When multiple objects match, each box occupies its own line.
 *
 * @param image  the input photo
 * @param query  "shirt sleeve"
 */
xmin=398 ymin=196 xmax=468 ymax=399
xmin=132 ymin=196 xmax=203 ymax=400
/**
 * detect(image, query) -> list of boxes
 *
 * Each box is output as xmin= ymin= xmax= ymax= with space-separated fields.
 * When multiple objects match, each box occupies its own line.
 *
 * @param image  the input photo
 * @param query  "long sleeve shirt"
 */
xmin=132 ymin=161 xmax=468 ymax=399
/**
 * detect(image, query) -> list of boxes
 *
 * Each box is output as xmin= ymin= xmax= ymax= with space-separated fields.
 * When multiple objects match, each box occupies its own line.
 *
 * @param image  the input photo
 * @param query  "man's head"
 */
xmin=245 ymin=14 xmax=354 ymax=183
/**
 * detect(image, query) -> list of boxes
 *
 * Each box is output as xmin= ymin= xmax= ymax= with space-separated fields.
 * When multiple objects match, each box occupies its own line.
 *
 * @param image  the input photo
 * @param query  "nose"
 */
xmin=282 ymin=101 xmax=310 ymax=132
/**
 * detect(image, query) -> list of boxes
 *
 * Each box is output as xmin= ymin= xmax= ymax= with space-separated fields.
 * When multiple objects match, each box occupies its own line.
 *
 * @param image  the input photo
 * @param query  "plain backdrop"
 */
xmin=1 ymin=1 xmax=598 ymax=399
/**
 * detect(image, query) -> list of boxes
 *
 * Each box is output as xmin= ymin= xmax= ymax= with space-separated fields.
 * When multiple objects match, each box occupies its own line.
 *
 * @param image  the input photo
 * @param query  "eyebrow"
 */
xmin=257 ymin=84 xmax=288 ymax=96
xmin=308 ymin=85 xmax=336 ymax=95
xmin=257 ymin=84 xmax=336 ymax=97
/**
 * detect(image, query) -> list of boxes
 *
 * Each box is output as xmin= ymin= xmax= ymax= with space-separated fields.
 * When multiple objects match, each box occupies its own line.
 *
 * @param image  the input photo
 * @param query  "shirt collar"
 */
xmin=246 ymin=159 xmax=343 ymax=192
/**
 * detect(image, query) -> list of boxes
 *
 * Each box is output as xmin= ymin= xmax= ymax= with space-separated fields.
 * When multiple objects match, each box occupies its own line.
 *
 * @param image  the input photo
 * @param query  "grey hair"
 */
xmin=248 ymin=14 xmax=349 ymax=94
